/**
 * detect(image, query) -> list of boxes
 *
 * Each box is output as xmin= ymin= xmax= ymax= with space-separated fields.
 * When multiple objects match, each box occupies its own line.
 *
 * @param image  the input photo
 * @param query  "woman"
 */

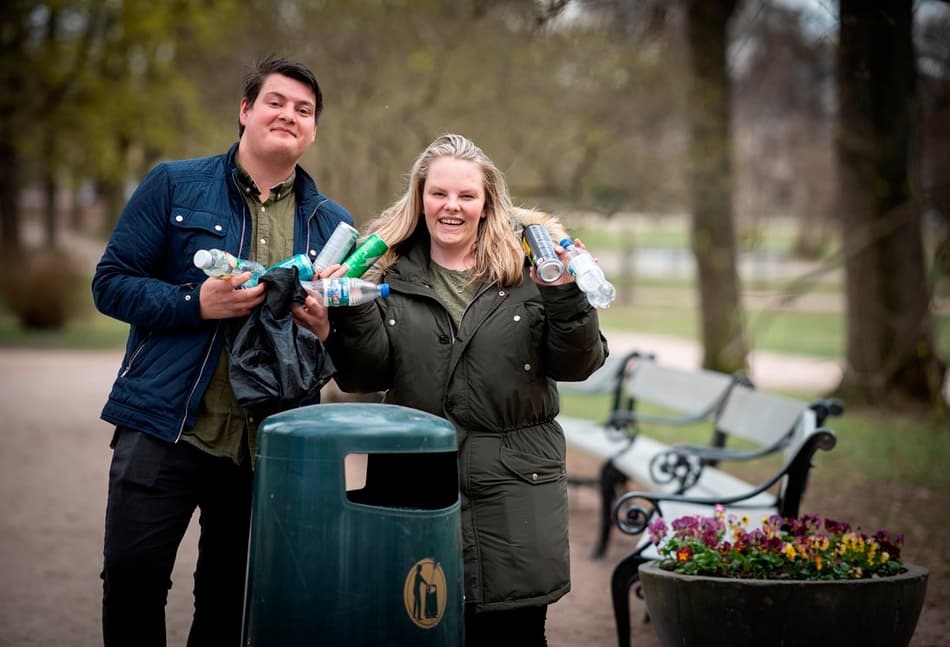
xmin=324 ymin=133 xmax=608 ymax=645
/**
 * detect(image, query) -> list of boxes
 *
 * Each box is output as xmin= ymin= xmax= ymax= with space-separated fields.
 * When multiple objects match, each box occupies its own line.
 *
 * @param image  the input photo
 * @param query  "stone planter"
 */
xmin=638 ymin=561 xmax=928 ymax=647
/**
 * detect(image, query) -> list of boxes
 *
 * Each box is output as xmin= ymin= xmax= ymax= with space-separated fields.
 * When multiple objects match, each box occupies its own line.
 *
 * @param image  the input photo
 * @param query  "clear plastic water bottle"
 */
xmin=558 ymin=238 xmax=616 ymax=308
xmin=193 ymin=249 xmax=265 ymax=285
xmin=299 ymin=278 xmax=391 ymax=306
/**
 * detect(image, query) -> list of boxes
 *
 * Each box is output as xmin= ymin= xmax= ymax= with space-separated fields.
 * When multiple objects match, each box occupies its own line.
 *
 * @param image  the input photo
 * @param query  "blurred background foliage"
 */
xmin=0 ymin=0 xmax=948 ymax=411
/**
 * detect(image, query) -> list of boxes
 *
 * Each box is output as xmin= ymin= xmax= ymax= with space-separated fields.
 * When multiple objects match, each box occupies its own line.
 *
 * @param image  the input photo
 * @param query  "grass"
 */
xmin=597 ymin=303 xmax=950 ymax=360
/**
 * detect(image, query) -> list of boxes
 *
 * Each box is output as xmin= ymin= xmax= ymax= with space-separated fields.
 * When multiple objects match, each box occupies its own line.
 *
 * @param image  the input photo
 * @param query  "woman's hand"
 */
xmin=292 ymin=292 xmax=331 ymax=342
xmin=529 ymin=238 xmax=592 ymax=286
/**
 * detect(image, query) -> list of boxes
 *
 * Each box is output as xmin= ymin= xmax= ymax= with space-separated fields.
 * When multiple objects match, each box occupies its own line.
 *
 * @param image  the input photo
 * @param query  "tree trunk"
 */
xmin=0 ymin=7 xmax=25 ymax=251
xmin=684 ymin=0 xmax=748 ymax=373
xmin=835 ymin=0 xmax=946 ymax=408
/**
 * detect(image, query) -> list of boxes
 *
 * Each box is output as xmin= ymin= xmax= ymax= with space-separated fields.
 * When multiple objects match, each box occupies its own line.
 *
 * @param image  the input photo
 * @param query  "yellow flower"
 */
xmin=815 ymin=556 xmax=823 ymax=571
xmin=784 ymin=543 xmax=797 ymax=560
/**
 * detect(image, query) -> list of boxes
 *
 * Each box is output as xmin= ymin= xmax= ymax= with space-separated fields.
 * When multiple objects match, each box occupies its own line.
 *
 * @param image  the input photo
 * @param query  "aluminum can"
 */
xmin=342 ymin=233 xmax=389 ymax=278
xmin=312 ymin=222 xmax=359 ymax=272
xmin=521 ymin=224 xmax=564 ymax=282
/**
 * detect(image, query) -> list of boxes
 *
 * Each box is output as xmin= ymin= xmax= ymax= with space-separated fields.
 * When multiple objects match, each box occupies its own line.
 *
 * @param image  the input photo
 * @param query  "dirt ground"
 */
xmin=0 ymin=347 xmax=946 ymax=646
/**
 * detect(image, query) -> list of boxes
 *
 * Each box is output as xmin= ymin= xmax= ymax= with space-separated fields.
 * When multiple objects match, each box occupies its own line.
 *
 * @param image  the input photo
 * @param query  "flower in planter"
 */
xmin=647 ymin=504 xmax=905 ymax=581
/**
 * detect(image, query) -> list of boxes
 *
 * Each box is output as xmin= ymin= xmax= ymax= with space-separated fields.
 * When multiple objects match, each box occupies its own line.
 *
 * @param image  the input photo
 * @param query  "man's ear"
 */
xmin=239 ymin=98 xmax=250 ymax=128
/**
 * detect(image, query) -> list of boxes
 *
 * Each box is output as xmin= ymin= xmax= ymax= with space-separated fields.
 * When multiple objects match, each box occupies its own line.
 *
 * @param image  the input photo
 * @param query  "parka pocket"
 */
xmin=468 ymin=440 xmax=570 ymax=603
xmin=499 ymin=447 xmax=564 ymax=484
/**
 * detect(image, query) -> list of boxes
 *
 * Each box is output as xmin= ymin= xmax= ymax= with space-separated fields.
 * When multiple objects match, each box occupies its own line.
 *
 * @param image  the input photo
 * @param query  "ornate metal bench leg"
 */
xmin=611 ymin=549 xmax=647 ymax=647
xmin=592 ymin=459 xmax=627 ymax=559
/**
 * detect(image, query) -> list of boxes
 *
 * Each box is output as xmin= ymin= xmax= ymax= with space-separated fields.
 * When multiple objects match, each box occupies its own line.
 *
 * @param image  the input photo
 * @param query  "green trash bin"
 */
xmin=241 ymin=403 xmax=463 ymax=646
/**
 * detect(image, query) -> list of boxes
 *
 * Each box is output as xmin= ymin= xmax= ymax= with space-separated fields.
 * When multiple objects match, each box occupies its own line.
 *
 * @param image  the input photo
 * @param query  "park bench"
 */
xmin=558 ymin=350 xmax=751 ymax=557
xmin=602 ymin=381 xmax=842 ymax=647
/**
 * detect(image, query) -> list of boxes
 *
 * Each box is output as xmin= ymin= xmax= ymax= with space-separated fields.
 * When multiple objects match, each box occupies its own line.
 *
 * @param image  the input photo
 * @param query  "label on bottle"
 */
xmin=321 ymin=279 xmax=352 ymax=306
xmin=522 ymin=224 xmax=564 ymax=283
xmin=343 ymin=234 xmax=389 ymax=278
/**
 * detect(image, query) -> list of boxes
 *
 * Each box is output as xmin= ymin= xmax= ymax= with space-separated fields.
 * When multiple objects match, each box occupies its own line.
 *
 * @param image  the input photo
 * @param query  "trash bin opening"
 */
xmin=345 ymin=451 xmax=459 ymax=510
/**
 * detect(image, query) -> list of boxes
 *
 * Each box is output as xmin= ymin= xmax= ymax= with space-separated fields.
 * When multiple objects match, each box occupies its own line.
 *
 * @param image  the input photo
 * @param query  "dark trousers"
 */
xmin=101 ymin=428 xmax=253 ymax=647
xmin=465 ymin=604 xmax=549 ymax=647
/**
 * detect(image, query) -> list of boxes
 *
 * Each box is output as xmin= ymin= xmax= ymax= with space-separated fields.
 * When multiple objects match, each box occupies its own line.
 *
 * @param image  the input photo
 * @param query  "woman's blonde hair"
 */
xmin=360 ymin=133 xmax=527 ymax=287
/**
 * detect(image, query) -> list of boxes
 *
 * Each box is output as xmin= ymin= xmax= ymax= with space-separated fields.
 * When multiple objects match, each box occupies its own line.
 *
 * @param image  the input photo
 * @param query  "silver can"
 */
xmin=313 ymin=222 xmax=359 ymax=272
xmin=521 ymin=223 xmax=564 ymax=282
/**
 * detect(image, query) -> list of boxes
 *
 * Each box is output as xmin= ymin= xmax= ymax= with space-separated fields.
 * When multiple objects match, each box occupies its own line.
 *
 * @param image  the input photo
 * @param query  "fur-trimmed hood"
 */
xmin=510 ymin=207 xmax=571 ymax=245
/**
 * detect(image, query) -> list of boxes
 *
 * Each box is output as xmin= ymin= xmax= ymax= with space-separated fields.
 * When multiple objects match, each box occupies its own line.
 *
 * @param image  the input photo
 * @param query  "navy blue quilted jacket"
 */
xmin=92 ymin=143 xmax=352 ymax=442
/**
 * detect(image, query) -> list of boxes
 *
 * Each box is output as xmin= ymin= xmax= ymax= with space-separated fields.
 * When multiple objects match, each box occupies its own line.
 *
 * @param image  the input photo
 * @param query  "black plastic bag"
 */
xmin=228 ymin=266 xmax=335 ymax=419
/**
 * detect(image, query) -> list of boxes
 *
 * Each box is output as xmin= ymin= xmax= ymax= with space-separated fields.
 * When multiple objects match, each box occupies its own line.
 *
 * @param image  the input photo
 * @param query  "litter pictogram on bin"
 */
xmin=403 ymin=558 xmax=447 ymax=629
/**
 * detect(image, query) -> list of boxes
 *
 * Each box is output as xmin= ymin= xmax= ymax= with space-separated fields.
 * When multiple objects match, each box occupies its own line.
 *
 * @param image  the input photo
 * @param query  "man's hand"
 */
xmin=199 ymin=273 xmax=266 ymax=319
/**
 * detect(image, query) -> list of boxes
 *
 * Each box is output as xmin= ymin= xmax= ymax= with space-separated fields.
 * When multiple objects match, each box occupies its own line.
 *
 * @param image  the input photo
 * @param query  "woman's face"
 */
xmin=422 ymin=156 xmax=486 ymax=268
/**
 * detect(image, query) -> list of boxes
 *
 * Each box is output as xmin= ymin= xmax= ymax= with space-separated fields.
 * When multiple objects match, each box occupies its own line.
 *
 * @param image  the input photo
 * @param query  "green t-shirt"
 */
xmin=428 ymin=260 xmax=478 ymax=326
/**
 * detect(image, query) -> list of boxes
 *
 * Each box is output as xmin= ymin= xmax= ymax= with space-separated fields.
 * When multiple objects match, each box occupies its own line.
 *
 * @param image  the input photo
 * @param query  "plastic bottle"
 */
xmin=342 ymin=233 xmax=389 ymax=278
xmin=312 ymin=222 xmax=359 ymax=273
xmin=299 ymin=278 xmax=391 ymax=306
xmin=245 ymin=253 xmax=316 ymax=287
xmin=558 ymin=238 xmax=616 ymax=308
xmin=193 ymin=249 xmax=265 ymax=285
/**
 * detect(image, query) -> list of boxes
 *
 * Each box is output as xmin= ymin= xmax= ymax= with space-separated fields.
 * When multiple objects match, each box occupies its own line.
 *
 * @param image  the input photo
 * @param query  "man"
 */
xmin=92 ymin=57 xmax=351 ymax=646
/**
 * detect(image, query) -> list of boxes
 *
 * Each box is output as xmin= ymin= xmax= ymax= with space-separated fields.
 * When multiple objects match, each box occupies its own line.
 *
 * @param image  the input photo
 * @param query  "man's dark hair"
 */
xmin=238 ymin=56 xmax=323 ymax=136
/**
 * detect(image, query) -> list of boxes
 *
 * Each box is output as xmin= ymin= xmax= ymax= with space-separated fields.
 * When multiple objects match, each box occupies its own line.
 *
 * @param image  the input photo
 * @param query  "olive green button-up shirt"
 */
xmin=180 ymin=162 xmax=296 ymax=465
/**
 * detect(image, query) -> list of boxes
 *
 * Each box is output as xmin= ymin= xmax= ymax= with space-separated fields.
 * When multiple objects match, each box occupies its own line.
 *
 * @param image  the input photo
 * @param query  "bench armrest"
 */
xmin=645 ymin=430 xmax=794 ymax=493
xmin=614 ymin=427 xmax=837 ymax=539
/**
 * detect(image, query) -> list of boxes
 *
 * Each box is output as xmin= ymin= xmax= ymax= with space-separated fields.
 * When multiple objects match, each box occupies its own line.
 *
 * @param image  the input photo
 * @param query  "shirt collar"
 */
xmin=234 ymin=157 xmax=296 ymax=203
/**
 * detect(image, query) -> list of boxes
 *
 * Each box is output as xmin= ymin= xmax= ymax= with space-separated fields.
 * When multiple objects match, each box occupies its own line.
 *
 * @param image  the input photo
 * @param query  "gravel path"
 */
xmin=0 ymin=334 xmax=936 ymax=646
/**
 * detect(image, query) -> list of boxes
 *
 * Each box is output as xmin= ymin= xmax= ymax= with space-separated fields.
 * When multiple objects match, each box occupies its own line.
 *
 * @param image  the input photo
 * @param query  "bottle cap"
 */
xmin=379 ymin=283 xmax=390 ymax=298
xmin=193 ymin=249 xmax=212 ymax=268
xmin=558 ymin=238 xmax=573 ymax=248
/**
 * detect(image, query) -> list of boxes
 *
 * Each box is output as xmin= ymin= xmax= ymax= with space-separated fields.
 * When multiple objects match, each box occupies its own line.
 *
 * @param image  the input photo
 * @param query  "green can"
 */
xmin=343 ymin=233 xmax=389 ymax=278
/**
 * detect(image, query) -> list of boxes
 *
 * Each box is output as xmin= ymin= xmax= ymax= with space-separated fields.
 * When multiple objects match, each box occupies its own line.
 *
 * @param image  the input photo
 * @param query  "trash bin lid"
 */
xmin=257 ymin=403 xmax=457 ymax=460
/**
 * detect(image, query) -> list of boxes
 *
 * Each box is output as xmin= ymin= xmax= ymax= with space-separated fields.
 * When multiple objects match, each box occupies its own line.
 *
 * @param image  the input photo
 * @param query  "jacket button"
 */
xmin=175 ymin=215 xmax=183 ymax=222
xmin=499 ymin=290 xmax=506 ymax=297
xmin=513 ymin=315 xmax=521 ymax=322
xmin=439 ymin=334 xmax=450 ymax=344
xmin=524 ymin=363 xmax=531 ymax=371
xmin=388 ymin=319 xmax=396 ymax=326
xmin=214 ymin=224 xmax=222 ymax=231
xmin=531 ymin=473 xmax=539 ymax=481
xmin=184 ymin=295 xmax=192 ymax=301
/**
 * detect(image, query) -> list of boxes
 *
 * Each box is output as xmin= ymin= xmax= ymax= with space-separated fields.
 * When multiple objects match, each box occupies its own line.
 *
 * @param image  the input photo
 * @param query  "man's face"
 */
xmin=239 ymin=73 xmax=318 ymax=167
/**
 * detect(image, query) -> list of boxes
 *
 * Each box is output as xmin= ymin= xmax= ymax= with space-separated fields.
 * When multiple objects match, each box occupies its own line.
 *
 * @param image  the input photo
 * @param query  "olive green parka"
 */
xmin=327 ymin=232 xmax=608 ymax=612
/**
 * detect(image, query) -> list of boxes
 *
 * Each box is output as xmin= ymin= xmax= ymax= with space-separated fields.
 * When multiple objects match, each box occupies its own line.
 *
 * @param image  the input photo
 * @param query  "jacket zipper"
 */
xmin=304 ymin=199 xmax=328 ymax=254
xmin=177 ymin=323 xmax=221 ymax=442
xmin=176 ymin=177 xmax=251 ymax=442
xmin=120 ymin=331 xmax=153 ymax=377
